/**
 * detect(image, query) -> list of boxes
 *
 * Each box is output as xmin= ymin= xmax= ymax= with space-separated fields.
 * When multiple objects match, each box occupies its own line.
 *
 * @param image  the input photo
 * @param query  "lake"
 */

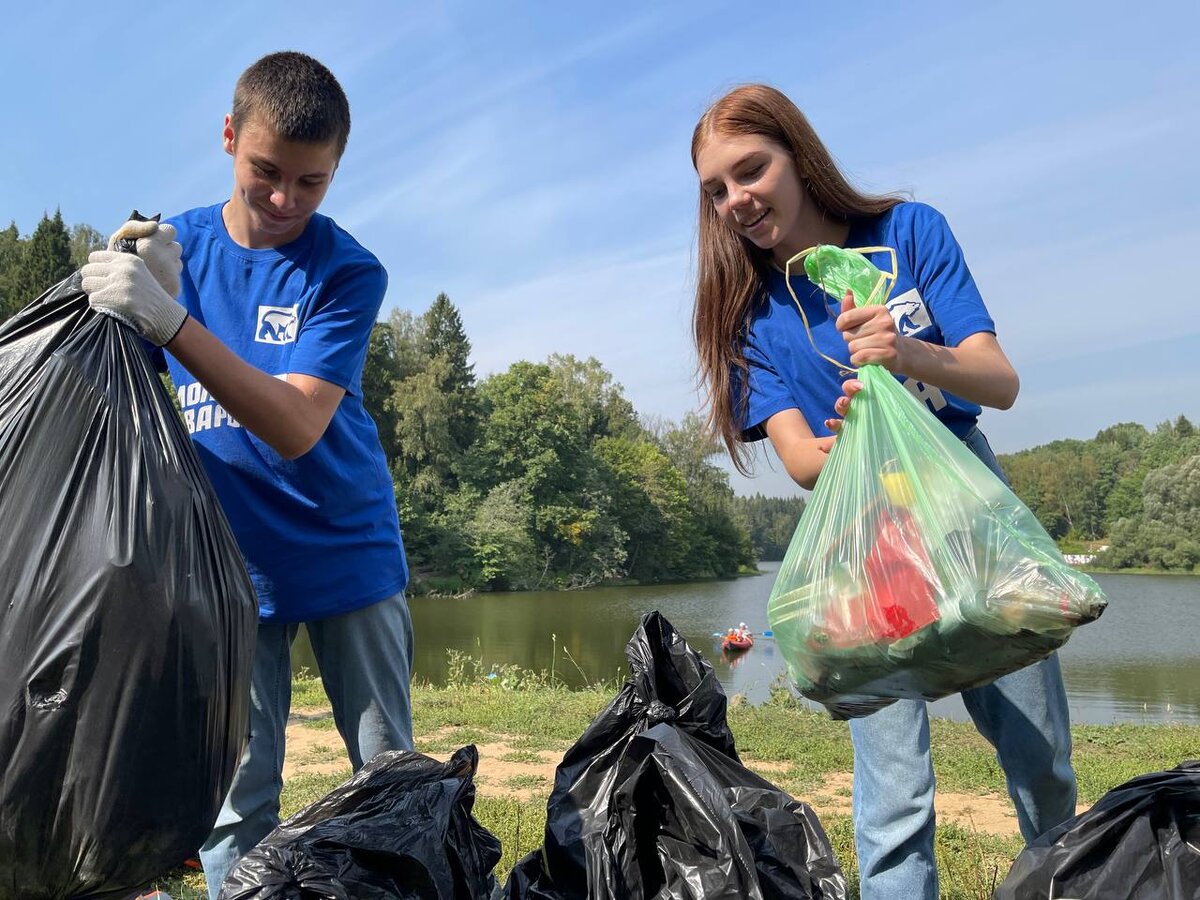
xmin=295 ymin=563 xmax=1199 ymax=725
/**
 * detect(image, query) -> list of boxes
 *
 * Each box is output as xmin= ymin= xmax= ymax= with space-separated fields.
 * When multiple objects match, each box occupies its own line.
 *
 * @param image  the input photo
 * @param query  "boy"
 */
xmin=81 ymin=52 xmax=413 ymax=897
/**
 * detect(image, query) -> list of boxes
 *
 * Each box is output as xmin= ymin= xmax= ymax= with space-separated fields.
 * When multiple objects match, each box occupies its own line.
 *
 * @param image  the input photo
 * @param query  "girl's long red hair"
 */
xmin=691 ymin=84 xmax=902 ymax=473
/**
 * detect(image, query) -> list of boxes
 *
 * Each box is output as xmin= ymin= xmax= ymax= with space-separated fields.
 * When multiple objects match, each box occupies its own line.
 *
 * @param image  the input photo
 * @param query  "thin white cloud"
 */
xmin=879 ymin=98 xmax=1194 ymax=213
xmin=9 ymin=1 xmax=1199 ymax=497
xmin=460 ymin=247 xmax=693 ymax=386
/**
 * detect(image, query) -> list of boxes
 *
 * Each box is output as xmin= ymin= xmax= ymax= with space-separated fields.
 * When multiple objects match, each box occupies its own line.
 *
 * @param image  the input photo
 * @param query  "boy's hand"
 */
xmin=106 ymin=218 xmax=183 ymax=299
xmin=81 ymin=251 xmax=188 ymax=347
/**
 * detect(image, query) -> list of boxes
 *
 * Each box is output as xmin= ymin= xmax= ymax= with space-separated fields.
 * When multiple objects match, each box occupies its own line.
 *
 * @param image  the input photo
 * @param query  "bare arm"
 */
xmin=837 ymin=292 xmax=1019 ymax=409
xmin=763 ymin=278 xmax=1021 ymax=490
xmin=166 ymin=317 xmax=344 ymax=459
xmin=763 ymin=408 xmax=836 ymax=491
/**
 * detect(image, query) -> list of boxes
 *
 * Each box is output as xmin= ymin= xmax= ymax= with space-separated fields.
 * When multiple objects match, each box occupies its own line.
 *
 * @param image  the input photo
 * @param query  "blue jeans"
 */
xmin=199 ymin=592 xmax=414 ymax=898
xmin=849 ymin=427 xmax=1077 ymax=900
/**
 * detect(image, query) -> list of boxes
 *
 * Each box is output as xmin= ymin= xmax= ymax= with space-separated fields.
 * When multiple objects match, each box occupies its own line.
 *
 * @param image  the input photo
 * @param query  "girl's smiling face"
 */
xmin=695 ymin=132 xmax=810 ymax=264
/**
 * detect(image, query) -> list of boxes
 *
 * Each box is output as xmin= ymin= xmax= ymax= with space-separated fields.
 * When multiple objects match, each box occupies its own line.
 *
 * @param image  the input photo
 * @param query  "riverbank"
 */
xmin=407 ymin=561 xmax=1197 ymax=597
xmin=152 ymin=671 xmax=1199 ymax=898
xmin=409 ymin=563 xmax=771 ymax=598
xmin=1082 ymin=565 xmax=1199 ymax=576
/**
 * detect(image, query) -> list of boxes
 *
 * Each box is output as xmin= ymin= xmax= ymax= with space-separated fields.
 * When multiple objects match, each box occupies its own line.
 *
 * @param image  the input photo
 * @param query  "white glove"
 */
xmin=106 ymin=218 xmax=183 ymax=299
xmin=82 ymin=250 xmax=188 ymax=346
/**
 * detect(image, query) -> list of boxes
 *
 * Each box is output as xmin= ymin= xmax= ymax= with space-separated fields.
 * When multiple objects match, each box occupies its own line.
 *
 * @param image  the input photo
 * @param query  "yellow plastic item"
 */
xmin=879 ymin=470 xmax=917 ymax=507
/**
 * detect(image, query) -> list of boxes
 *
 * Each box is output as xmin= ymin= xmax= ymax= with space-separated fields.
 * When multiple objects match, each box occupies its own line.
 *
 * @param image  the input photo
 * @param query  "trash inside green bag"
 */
xmin=767 ymin=245 xmax=1107 ymax=719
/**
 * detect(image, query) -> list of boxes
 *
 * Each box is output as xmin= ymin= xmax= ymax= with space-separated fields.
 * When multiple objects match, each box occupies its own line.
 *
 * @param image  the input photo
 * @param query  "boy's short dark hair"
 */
xmin=231 ymin=51 xmax=351 ymax=158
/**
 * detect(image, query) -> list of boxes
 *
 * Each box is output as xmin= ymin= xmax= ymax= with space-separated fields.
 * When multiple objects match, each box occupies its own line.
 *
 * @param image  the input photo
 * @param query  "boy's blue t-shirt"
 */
xmin=739 ymin=202 xmax=996 ymax=442
xmin=162 ymin=203 xmax=408 ymax=622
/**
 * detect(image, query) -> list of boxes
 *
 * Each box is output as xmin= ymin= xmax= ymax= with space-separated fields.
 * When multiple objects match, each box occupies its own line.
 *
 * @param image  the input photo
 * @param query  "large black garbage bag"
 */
xmin=219 ymin=745 xmax=502 ymax=899
xmin=502 ymin=611 xmax=846 ymax=899
xmin=993 ymin=761 xmax=1200 ymax=899
xmin=0 ymin=274 xmax=258 ymax=899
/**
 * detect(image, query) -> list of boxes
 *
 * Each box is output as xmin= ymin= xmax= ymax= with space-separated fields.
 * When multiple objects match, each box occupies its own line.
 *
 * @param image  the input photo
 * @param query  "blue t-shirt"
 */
xmin=162 ymin=203 xmax=408 ymax=622
xmin=739 ymin=202 xmax=995 ymax=442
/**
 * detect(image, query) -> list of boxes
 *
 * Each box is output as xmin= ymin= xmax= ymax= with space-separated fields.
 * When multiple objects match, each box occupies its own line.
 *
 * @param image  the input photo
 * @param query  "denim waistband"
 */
xmin=961 ymin=425 xmax=1008 ymax=483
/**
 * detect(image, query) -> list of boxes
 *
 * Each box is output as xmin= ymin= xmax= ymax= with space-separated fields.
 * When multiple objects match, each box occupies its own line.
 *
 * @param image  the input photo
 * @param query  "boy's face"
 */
xmin=223 ymin=114 xmax=340 ymax=249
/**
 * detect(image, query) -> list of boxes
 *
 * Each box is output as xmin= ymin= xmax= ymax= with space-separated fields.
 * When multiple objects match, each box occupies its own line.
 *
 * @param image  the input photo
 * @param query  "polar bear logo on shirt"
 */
xmin=255 ymin=306 xmax=299 ymax=345
xmin=886 ymin=289 xmax=932 ymax=337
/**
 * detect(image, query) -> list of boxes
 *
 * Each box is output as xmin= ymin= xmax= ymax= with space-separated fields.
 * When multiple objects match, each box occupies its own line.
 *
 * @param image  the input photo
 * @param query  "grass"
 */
xmin=415 ymin=726 xmax=493 ymax=754
xmin=147 ymin=667 xmax=1200 ymax=900
xmin=295 ymin=742 xmax=344 ymax=765
xmin=934 ymin=822 xmax=1025 ymax=900
xmin=499 ymin=749 xmax=548 ymax=764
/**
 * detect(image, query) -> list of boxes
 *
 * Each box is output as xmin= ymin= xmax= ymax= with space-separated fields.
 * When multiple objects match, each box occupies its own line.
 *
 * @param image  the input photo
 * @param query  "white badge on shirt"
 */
xmin=887 ymin=289 xmax=932 ymax=336
xmin=255 ymin=305 xmax=299 ymax=345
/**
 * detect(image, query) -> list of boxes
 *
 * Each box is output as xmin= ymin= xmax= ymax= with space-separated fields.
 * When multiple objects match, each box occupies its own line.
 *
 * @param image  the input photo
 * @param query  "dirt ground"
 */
xmin=285 ymin=710 xmax=1034 ymax=836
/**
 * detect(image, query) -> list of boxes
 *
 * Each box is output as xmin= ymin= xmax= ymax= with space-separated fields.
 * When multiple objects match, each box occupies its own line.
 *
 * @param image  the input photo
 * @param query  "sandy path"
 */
xmin=284 ymin=710 xmax=1041 ymax=835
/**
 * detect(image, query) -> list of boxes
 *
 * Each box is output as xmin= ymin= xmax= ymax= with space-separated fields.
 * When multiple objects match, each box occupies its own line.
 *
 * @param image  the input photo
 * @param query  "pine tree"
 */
xmin=10 ymin=210 xmax=73 ymax=306
xmin=421 ymin=293 xmax=475 ymax=395
xmin=363 ymin=321 xmax=404 ymax=461
xmin=419 ymin=292 xmax=477 ymax=452
xmin=0 ymin=222 xmax=22 ymax=322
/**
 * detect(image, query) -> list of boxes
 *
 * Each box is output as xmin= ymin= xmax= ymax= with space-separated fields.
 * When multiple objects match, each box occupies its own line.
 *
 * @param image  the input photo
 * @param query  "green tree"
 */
xmin=1088 ymin=422 xmax=1149 ymax=526
xmin=1105 ymin=422 xmax=1200 ymax=528
xmin=467 ymin=362 xmax=591 ymax=577
xmin=0 ymin=221 xmax=22 ymax=321
xmin=1093 ymin=421 xmax=1148 ymax=451
xmin=422 ymin=293 xmax=474 ymax=392
xmin=9 ymin=210 xmax=73 ymax=305
xmin=387 ymin=298 xmax=478 ymax=564
xmin=657 ymin=414 xmax=754 ymax=577
xmin=1143 ymin=454 xmax=1200 ymax=541
xmin=362 ymin=321 xmax=405 ymax=459
xmin=1096 ymin=452 xmax=1200 ymax=571
xmin=465 ymin=361 xmax=587 ymax=498
xmin=1001 ymin=418 xmax=1200 ymax=548
xmin=69 ymin=223 xmax=106 ymax=268
xmin=462 ymin=358 xmax=651 ymax=587
xmin=387 ymin=308 xmax=430 ymax=378
xmin=392 ymin=358 xmax=461 ymax=494
xmin=468 ymin=480 xmax=539 ymax=590
xmin=419 ymin=293 xmax=477 ymax=458
xmin=367 ymin=297 xmax=481 ymax=578
xmin=547 ymin=353 xmax=640 ymax=442
xmin=363 ymin=309 xmax=432 ymax=464
xmin=733 ymin=493 xmax=806 ymax=559
xmin=595 ymin=436 xmax=695 ymax=581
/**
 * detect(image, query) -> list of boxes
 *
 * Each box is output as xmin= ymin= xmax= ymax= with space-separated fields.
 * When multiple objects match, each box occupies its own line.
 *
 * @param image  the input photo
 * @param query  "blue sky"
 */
xmin=3 ymin=0 xmax=1197 ymax=497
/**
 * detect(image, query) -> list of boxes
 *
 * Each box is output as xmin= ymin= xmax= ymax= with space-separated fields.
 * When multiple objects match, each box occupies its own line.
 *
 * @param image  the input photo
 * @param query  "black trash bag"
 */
xmin=219 ymin=745 xmax=502 ymax=900
xmin=994 ymin=760 xmax=1200 ymax=899
xmin=501 ymin=611 xmax=846 ymax=899
xmin=0 ymin=272 xmax=258 ymax=899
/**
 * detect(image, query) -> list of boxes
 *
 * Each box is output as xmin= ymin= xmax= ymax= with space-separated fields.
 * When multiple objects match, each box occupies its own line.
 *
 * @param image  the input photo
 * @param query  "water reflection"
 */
xmin=292 ymin=565 xmax=1199 ymax=725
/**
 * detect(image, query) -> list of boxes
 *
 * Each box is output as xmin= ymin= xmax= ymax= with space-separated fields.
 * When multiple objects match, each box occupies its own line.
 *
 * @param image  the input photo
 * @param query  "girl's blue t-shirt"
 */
xmin=162 ymin=203 xmax=408 ymax=622
xmin=738 ymin=202 xmax=996 ymax=442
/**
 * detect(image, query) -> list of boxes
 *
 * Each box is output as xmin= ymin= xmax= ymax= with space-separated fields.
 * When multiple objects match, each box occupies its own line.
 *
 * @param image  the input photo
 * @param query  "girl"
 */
xmin=690 ymin=84 xmax=1076 ymax=899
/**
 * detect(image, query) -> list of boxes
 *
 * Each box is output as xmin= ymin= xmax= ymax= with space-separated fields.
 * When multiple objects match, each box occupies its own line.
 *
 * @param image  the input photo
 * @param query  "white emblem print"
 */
xmin=887 ymin=289 xmax=932 ymax=336
xmin=255 ymin=305 xmax=299 ymax=345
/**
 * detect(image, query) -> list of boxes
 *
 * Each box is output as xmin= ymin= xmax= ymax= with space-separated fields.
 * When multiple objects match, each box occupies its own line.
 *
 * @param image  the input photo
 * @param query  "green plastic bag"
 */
xmin=767 ymin=245 xmax=1107 ymax=719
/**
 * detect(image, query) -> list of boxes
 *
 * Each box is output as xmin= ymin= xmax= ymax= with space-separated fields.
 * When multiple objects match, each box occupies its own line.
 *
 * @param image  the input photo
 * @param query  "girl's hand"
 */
xmin=835 ymin=289 xmax=909 ymax=372
xmin=824 ymin=378 xmax=863 ymax=434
